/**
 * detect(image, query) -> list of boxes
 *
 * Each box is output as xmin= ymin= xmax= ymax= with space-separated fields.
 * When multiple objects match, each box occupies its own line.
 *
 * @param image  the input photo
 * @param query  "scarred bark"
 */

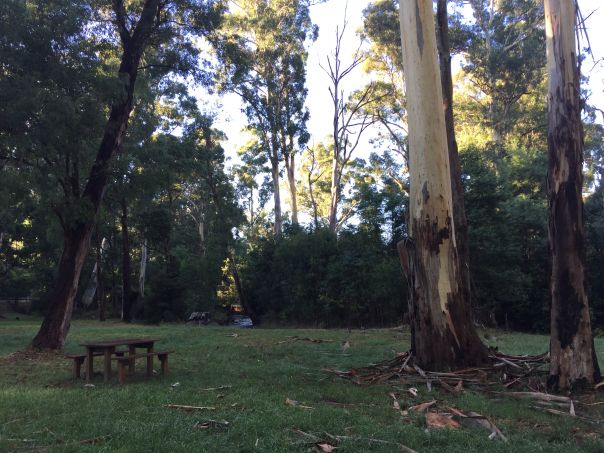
xmin=544 ymin=0 xmax=601 ymax=390
xmin=31 ymin=0 xmax=161 ymax=349
xmin=398 ymin=0 xmax=488 ymax=370
xmin=435 ymin=0 xmax=472 ymax=312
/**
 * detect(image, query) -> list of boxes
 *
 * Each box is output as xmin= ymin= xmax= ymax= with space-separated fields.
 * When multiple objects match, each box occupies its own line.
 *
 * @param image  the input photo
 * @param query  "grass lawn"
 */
xmin=0 ymin=316 xmax=603 ymax=452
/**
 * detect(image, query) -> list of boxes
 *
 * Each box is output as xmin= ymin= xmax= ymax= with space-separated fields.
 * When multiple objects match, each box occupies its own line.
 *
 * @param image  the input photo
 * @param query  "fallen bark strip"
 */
xmin=165 ymin=404 xmax=216 ymax=411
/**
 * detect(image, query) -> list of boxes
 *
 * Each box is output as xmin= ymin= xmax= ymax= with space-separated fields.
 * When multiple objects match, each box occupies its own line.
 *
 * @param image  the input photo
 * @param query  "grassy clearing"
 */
xmin=0 ymin=317 xmax=603 ymax=452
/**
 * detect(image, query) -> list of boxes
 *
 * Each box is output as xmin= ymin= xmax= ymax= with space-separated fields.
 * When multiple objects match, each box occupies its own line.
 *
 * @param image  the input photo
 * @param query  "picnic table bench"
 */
xmin=66 ymin=337 xmax=172 ymax=384
xmin=113 ymin=350 xmax=173 ymax=384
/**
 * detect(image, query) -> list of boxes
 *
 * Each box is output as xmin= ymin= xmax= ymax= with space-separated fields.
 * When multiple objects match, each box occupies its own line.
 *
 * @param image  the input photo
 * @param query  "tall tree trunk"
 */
xmin=435 ymin=0 xmax=473 ymax=323
xmin=328 ymin=159 xmax=340 ymax=233
xmin=270 ymin=149 xmax=283 ymax=240
xmin=120 ymin=197 xmax=132 ymax=322
xmin=285 ymin=154 xmax=298 ymax=225
xmin=398 ymin=0 xmax=488 ymax=370
xmin=96 ymin=237 xmax=106 ymax=322
xmin=544 ymin=0 xmax=601 ymax=390
xmin=31 ymin=0 xmax=161 ymax=349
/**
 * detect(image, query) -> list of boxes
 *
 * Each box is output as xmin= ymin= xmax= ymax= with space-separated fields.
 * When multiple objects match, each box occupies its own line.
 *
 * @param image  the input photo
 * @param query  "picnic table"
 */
xmin=79 ymin=337 xmax=160 ymax=382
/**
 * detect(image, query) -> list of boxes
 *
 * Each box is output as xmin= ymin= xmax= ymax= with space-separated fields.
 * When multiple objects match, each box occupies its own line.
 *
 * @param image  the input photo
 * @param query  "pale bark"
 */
xmin=139 ymin=238 xmax=147 ymax=298
xmin=398 ymin=0 xmax=488 ymax=370
xmin=120 ymin=196 xmax=132 ymax=322
xmin=544 ymin=0 xmax=601 ymax=390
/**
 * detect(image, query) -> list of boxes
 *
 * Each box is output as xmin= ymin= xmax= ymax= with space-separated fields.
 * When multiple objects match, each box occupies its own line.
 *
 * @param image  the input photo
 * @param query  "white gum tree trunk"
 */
xmin=398 ymin=0 xmax=488 ymax=370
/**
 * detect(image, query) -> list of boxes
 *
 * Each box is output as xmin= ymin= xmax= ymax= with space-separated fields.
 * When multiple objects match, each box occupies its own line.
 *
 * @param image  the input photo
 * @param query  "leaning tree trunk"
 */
xmin=544 ymin=0 xmax=601 ymax=390
xmin=398 ymin=0 xmax=488 ymax=370
xmin=31 ymin=0 xmax=161 ymax=349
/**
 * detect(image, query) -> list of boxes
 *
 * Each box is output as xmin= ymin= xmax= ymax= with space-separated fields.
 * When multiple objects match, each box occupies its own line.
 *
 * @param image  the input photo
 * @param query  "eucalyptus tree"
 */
xmin=217 ymin=0 xmax=316 ymax=239
xmin=464 ymin=0 xmax=546 ymax=146
xmin=544 ymin=0 xmax=601 ymax=390
xmin=18 ymin=0 xmax=227 ymax=349
xmin=398 ymin=0 xmax=488 ymax=370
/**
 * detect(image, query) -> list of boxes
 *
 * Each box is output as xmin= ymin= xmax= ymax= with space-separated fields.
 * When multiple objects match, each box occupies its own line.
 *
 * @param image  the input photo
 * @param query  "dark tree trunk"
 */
xmin=31 ymin=0 xmax=161 ymax=349
xmin=120 ymin=197 xmax=133 ymax=322
xmin=544 ymin=0 xmax=601 ymax=390
xmin=32 ymin=229 xmax=94 ymax=349
xmin=435 ymin=0 xmax=472 ymax=313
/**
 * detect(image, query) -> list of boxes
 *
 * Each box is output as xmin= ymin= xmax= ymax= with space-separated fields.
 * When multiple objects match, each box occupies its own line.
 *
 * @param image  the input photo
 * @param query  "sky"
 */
xmin=211 ymin=0 xmax=604 ymax=160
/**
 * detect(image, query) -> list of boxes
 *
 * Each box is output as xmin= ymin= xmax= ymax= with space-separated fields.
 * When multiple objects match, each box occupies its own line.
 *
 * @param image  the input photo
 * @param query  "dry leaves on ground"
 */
xmin=425 ymin=412 xmax=461 ymax=429
xmin=285 ymin=398 xmax=314 ymax=409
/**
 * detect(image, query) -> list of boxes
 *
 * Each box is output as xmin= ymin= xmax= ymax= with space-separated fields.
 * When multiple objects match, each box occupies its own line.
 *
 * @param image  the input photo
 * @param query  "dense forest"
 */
xmin=1 ymin=0 xmax=603 ymax=344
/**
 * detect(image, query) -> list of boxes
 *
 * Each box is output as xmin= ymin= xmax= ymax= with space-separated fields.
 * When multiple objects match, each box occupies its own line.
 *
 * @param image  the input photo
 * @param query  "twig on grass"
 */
xmin=202 ymin=385 xmax=232 ymax=391
xmin=79 ymin=434 xmax=111 ymax=445
xmin=325 ymin=433 xmax=419 ymax=453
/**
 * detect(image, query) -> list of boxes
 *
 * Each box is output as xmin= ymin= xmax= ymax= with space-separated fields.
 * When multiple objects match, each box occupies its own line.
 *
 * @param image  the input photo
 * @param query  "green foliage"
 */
xmin=143 ymin=270 xmax=187 ymax=323
xmin=240 ymin=228 xmax=406 ymax=327
xmin=586 ymin=189 xmax=604 ymax=326
xmin=461 ymin=146 xmax=549 ymax=330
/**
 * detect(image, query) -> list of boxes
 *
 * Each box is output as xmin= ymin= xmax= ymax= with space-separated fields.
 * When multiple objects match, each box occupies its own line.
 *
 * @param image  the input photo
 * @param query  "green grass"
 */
xmin=0 ymin=316 xmax=603 ymax=452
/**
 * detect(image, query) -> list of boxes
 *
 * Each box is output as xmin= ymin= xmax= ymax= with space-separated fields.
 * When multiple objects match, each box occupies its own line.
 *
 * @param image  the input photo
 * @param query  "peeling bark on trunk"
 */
xmin=398 ymin=0 xmax=488 ymax=370
xmin=31 ymin=0 xmax=161 ymax=350
xmin=544 ymin=0 xmax=601 ymax=390
xmin=435 ymin=0 xmax=473 ymax=323
xmin=120 ymin=197 xmax=133 ymax=323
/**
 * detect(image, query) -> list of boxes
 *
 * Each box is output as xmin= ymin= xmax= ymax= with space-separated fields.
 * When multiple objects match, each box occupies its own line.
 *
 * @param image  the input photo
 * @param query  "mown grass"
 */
xmin=0 ymin=316 xmax=603 ymax=452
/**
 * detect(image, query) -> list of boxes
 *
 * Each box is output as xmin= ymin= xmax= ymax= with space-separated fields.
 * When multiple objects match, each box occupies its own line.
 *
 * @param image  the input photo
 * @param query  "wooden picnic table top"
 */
xmin=79 ymin=337 xmax=160 ymax=348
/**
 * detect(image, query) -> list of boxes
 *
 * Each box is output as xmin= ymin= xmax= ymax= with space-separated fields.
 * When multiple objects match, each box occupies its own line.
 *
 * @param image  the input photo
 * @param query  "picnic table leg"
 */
xmin=86 ymin=348 xmax=94 ymax=381
xmin=117 ymin=360 xmax=127 ymax=384
xmin=103 ymin=348 xmax=113 ymax=382
xmin=128 ymin=346 xmax=136 ymax=374
xmin=159 ymin=354 xmax=169 ymax=375
xmin=146 ymin=345 xmax=154 ymax=376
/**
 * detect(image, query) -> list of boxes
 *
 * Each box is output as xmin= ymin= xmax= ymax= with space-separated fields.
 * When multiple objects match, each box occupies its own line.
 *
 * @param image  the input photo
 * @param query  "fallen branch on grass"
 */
xmin=278 ymin=336 xmax=335 ymax=344
xmin=323 ymin=350 xmax=551 ymax=391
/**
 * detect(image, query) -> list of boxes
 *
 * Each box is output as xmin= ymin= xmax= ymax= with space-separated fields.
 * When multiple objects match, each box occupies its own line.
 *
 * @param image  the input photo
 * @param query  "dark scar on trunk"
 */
xmin=414 ymin=0 xmax=424 ymax=56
